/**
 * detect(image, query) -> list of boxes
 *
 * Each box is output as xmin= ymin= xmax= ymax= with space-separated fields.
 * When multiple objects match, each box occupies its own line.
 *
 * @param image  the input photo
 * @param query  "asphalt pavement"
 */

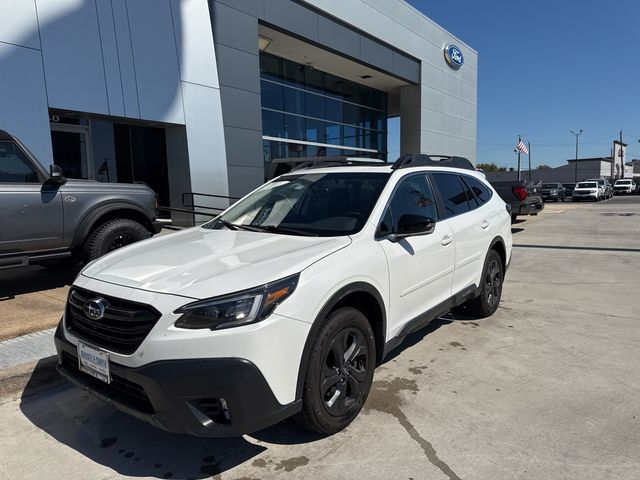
xmin=1 ymin=197 xmax=639 ymax=480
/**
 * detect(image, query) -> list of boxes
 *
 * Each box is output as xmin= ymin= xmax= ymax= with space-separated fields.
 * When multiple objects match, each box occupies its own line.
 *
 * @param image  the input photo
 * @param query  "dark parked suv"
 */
xmin=541 ymin=183 xmax=566 ymax=202
xmin=563 ymin=183 xmax=576 ymax=198
xmin=0 ymin=130 xmax=160 ymax=269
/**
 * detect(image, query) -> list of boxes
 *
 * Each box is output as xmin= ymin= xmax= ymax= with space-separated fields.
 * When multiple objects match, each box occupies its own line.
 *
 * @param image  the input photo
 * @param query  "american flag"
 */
xmin=516 ymin=140 xmax=529 ymax=154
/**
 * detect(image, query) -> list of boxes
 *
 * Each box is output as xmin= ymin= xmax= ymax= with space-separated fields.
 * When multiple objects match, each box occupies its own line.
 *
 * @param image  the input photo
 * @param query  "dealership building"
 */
xmin=1 ymin=0 xmax=477 ymax=224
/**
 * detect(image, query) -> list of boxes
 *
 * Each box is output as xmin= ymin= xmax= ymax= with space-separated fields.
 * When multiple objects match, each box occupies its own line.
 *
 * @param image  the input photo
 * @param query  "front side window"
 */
xmin=432 ymin=172 xmax=471 ymax=218
xmin=206 ymin=172 xmax=390 ymax=237
xmin=378 ymin=175 xmax=438 ymax=235
xmin=0 ymin=141 xmax=39 ymax=183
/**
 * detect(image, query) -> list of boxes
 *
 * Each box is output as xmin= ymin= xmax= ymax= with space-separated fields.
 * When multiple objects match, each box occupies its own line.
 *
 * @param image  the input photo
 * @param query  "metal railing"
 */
xmin=158 ymin=192 xmax=240 ymax=220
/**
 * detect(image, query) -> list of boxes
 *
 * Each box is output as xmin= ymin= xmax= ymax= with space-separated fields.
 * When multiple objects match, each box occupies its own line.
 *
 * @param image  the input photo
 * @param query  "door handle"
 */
xmin=481 ymin=220 xmax=489 ymax=229
xmin=441 ymin=235 xmax=453 ymax=246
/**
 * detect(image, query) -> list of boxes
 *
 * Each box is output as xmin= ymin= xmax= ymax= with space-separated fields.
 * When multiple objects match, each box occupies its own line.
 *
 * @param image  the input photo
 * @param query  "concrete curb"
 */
xmin=0 ymin=356 xmax=63 ymax=400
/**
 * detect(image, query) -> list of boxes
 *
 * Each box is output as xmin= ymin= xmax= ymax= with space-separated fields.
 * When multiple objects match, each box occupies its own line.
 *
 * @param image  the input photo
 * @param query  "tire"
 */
xmin=467 ymin=249 xmax=504 ymax=317
xmin=82 ymin=218 xmax=151 ymax=261
xmin=295 ymin=307 xmax=376 ymax=435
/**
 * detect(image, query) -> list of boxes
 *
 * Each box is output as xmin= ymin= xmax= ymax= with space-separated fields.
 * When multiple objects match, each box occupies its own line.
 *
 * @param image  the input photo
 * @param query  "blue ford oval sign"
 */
xmin=444 ymin=45 xmax=464 ymax=70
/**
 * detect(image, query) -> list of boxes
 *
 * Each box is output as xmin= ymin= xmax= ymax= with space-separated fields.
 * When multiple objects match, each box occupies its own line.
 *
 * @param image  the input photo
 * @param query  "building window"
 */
xmin=259 ymin=52 xmax=388 ymax=176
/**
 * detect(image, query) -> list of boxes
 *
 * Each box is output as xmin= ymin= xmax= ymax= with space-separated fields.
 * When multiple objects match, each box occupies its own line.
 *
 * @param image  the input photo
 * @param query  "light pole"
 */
xmin=570 ymin=129 xmax=583 ymax=182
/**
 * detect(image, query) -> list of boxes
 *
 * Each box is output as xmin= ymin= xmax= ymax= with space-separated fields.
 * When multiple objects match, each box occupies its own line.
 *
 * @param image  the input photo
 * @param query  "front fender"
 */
xmin=70 ymin=201 xmax=152 ymax=247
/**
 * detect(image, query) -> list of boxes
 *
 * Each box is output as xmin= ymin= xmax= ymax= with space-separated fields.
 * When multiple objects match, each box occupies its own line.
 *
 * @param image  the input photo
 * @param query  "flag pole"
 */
xmin=528 ymin=141 xmax=531 ymax=180
xmin=517 ymin=135 xmax=521 ymax=181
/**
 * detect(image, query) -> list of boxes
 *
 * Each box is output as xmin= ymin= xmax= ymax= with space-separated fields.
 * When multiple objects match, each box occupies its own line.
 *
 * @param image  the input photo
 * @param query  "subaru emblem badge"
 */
xmin=84 ymin=298 xmax=108 ymax=320
xmin=444 ymin=44 xmax=464 ymax=70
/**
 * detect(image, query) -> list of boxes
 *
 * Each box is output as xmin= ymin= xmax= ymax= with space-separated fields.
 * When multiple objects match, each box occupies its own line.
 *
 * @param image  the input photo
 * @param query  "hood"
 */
xmin=81 ymin=227 xmax=351 ymax=299
xmin=61 ymin=179 xmax=154 ymax=194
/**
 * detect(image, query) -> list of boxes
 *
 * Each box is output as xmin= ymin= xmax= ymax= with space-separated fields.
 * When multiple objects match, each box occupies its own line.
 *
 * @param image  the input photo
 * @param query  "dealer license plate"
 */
xmin=77 ymin=341 xmax=111 ymax=384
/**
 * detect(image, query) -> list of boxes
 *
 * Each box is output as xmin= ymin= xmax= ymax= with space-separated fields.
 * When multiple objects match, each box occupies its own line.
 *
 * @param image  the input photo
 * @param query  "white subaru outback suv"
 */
xmin=55 ymin=154 xmax=512 ymax=437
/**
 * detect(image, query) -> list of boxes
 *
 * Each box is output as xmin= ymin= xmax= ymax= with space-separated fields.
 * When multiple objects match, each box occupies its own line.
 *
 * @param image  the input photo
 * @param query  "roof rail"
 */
xmin=288 ymin=157 xmax=387 ymax=172
xmin=391 ymin=153 xmax=475 ymax=171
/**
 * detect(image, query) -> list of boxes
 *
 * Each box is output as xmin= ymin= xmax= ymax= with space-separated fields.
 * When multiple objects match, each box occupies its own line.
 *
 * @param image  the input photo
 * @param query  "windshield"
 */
xmin=542 ymin=184 xmax=558 ymax=189
xmin=577 ymin=182 xmax=597 ymax=188
xmin=204 ymin=172 xmax=391 ymax=236
xmin=615 ymin=180 xmax=631 ymax=185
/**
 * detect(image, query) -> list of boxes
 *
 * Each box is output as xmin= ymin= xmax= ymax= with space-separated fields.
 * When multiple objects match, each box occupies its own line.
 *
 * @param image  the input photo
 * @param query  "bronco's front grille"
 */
xmin=66 ymin=287 xmax=161 ymax=355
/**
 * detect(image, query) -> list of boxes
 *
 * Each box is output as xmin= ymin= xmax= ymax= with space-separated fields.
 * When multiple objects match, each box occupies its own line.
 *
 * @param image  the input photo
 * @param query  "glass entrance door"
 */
xmin=50 ymin=123 xmax=93 ymax=179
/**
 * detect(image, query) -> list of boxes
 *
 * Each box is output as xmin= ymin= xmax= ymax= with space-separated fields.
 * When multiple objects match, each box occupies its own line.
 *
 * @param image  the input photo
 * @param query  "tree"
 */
xmin=476 ymin=162 xmax=507 ymax=172
xmin=536 ymin=164 xmax=552 ymax=169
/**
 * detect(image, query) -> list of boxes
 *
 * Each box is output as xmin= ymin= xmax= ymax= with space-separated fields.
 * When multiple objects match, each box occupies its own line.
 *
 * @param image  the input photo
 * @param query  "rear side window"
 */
xmin=463 ymin=175 xmax=493 ymax=205
xmin=432 ymin=172 xmax=471 ymax=218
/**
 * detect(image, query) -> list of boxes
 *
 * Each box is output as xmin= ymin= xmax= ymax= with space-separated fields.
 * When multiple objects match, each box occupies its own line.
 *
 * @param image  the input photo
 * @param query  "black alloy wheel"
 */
xmin=483 ymin=255 xmax=503 ymax=310
xmin=467 ymin=249 xmax=504 ymax=317
xmin=295 ymin=307 xmax=375 ymax=435
xmin=108 ymin=233 xmax=134 ymax=252
xmin=321 ymin=327 xmax=369 ymax=417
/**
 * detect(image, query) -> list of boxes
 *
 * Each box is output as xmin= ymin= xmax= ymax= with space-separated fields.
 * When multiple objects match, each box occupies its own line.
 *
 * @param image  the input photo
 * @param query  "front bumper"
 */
xmin=572 ymin=193 xmax=597 ymax=200
xmin=54 ymin=324 xmax=301 ymax=436
xmin=151 ymin=221 xmax=163 ymax=234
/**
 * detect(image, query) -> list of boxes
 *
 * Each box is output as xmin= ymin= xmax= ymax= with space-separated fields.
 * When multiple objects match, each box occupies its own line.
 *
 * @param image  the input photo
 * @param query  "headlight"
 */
xmin=174 ymin=274 xmax=299 ymax=330
xmin=551 ymin=189 xmax=557 ymax=194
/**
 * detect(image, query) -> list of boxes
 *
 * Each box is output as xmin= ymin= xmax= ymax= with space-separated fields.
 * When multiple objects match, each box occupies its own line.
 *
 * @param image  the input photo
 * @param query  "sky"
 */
xmin=387 ymin=0 xmax=640 ymax=169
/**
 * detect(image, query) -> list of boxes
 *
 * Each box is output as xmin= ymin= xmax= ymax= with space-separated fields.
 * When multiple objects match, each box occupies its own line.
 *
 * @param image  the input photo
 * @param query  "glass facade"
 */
xmin=259 ymin=52 xmax=388 ymax=173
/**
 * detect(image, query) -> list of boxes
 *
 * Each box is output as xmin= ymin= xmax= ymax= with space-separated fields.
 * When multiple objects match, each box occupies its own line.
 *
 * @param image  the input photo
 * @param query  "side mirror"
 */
xmin=395 ymin=214 xmax=435 ymax=239
xmin=48 ymin=164 xmax=66 ymax=185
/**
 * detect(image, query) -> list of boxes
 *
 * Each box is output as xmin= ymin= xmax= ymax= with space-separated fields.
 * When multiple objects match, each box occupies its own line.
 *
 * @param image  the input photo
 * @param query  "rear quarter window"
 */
xmin=432 ymin=172 xmax=471 ymax=218
xmin=462 ymin=175 xmax=493 ymax=205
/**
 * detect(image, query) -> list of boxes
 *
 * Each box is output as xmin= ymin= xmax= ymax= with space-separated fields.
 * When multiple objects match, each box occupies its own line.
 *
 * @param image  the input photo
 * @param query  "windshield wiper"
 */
xmin=216 ymin=219 xmax=238 ymax=230
xmin=217 ymin=219 xmax=316 ymax=236
xmin=219 ymin=221 xmax=273 ymax=233
xmin=219 ymin=219 xmax=260 ymax=232
xmin=249 ymin=225 xmax=318 ymax=236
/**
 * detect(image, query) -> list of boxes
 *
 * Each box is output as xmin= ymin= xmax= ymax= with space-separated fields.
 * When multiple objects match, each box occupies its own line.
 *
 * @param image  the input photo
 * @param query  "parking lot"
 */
xmin=1 ymin=197 xmax=639 ymax=480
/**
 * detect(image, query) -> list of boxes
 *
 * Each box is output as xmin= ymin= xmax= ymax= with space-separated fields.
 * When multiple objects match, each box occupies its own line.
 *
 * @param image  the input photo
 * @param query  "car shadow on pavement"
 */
xmin=381 ymin=317 xmax=452 ymax=365
xmin=19 ymin=372 xmax=267 ymax=479
xmin=250 ymin=419 xmax=326 ymax=445
xmin=0 ymin=264 xmax=82 ymax=299
xmin=381 ymin=307 xmax=490 ymax=365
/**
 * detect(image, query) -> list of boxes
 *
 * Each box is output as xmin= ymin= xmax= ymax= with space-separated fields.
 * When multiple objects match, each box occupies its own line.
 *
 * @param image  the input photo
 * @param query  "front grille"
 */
xmin=62 ymin=351 xmax=154 ymax=414
xmin=66 ymin=287 xmax=161 ymax=355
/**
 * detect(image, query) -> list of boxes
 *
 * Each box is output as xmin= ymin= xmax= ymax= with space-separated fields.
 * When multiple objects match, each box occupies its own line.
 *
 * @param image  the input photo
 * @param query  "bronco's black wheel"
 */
xmin=83 ymin=218 xmax=150 ymax=261
xmin=467 ymin=249 xmax=504 ymax=317
xmin=295 ymin=307 xmax=375 ymax=435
